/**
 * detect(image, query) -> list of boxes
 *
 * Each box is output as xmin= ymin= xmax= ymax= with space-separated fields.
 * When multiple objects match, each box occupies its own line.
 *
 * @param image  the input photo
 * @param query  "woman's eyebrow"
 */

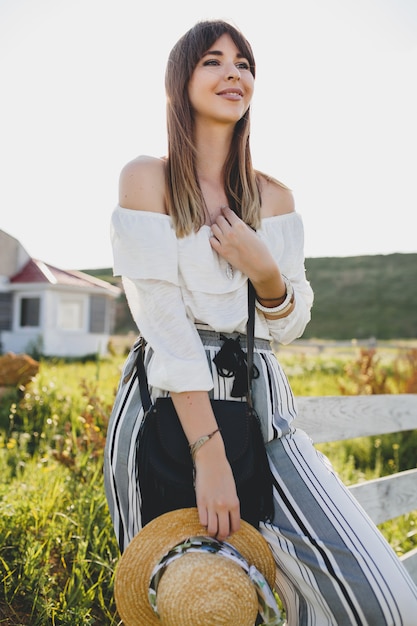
xmin=203 ymin=48 xmax=246 ymax=59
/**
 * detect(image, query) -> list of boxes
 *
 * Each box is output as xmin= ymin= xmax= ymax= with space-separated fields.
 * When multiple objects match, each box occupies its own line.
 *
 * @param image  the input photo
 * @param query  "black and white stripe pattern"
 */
xmin=263 ymin=432 xmax=417 ymax=624
xmin=104 ymin=332 xmax=417 ymax=624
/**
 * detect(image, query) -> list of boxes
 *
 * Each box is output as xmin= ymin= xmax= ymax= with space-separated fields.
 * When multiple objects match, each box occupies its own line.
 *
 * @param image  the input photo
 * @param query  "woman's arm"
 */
xmin=170 ymin=390 xmax=241 ymax=539
xmin=116 ymin=159 xmax=242 ymax=539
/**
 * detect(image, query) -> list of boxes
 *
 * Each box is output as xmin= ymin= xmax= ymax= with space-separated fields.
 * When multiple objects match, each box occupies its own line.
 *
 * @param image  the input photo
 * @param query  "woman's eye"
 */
xmin=201 ymin=59 xmax=250 ymax=70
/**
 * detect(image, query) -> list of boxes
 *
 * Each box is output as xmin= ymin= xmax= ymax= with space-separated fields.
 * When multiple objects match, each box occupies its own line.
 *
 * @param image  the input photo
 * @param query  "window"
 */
xmin=0 ymin=293 xmax=12 ymax=330
xmin=57 ymin=299 xmax=84 ymax=331
xmin=89 ymin=295 xmax=107 ymax=333
xmin=20 ymin=297 xmax=40 ymax=327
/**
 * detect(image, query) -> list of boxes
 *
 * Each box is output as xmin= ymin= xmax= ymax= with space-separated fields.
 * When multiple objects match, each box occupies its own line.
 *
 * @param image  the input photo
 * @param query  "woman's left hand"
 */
xmin=209 ymin=206 xmax=276 ymax=284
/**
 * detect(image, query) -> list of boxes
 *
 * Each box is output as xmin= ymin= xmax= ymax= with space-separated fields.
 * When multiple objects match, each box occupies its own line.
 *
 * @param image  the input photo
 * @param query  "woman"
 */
xmin=105 ymin=19 xmax=417 ymax=624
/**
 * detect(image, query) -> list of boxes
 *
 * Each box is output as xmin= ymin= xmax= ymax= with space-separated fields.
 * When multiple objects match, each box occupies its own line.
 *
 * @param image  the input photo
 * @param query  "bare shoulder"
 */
xmin=119 ymin=155 xmax=166 ymax=213
xmin=257 ymin=172 xmax=295 ymax=218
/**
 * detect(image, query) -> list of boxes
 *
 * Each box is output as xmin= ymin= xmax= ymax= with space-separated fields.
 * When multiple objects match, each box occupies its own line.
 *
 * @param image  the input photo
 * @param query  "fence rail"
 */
xmin=294 ymin=393 xmax=417 ymax=583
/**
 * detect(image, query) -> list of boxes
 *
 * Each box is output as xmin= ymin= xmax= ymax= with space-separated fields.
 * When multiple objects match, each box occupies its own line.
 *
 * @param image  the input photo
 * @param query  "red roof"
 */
xmin=10 ymin=259 xmax=119 ymax=295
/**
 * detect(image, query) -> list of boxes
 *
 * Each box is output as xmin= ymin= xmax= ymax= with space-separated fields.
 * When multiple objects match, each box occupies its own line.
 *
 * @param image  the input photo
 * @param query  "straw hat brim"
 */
xmin=114 ymin=507 xmax=276 ymax=626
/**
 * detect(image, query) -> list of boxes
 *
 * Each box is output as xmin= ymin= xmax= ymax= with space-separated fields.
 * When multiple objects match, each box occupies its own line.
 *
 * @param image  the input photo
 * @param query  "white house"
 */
xmin=0 ymin=229 xmax=120 ymax=358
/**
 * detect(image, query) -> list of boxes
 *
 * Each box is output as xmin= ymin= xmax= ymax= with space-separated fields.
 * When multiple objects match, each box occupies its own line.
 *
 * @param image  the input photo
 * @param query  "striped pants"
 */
xmin=104 ymin=332 xmax=417 ymax=625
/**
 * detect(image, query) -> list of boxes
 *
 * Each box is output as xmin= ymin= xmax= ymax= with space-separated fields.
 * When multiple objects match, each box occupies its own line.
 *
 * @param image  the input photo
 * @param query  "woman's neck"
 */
xmin=193 ymin=123 xmax=235 ymax=222
xmin=194 ymin=123 xmax=233 ymax=181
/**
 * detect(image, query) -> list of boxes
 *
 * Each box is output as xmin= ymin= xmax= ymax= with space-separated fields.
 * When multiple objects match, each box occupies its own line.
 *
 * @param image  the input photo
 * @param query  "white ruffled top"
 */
xmin=111 ymin=206 xmax=314 ymax=392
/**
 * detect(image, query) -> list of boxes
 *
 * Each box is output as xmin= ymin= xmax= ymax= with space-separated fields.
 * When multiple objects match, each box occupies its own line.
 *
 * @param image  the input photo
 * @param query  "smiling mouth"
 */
xmin=217 ymin=89 xmax=244 ymax=97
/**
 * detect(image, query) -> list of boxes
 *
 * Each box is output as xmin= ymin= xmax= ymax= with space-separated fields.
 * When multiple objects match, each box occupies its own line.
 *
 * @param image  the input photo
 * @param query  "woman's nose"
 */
xmin=226 ymin=65 xmax=240 ymax=80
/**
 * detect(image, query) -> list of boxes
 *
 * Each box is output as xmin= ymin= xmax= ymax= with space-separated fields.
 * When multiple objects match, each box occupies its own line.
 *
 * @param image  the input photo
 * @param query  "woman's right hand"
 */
xmin=193 ymin=434 xmax=241 ymax=540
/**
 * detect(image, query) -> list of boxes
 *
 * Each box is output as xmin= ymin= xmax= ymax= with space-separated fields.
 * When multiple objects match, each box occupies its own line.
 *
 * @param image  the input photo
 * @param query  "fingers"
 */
xmin=208 ymin=509 xmax=231 ymax=541
xmin=209 ymin=222 xmax=223 ymax=241
xmin=206 ymin=510 xmax=221 ymax=538
xmin=211 ymin=207 xmax=238 ymax=237
xmin=211 ymin=209 xmax=251 ymax=245
xmin=220 ymin=205 xmax=238 ymax=222
xmin=229 ymin=507 xmax=241 ymax=535
xmin=210 ymin=216 xmax=231 ymax=240
xmin=198 ymin=503 xmax=241 ymax=541
xmin=198 ymin=506 xmax=208 ymax=529
xmin=210 ymin=217 xmax=238 ymax=252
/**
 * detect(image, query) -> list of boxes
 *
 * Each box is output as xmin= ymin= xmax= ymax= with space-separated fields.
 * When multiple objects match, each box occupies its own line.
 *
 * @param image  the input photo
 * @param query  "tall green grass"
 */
xmin=0 ymin=347 xmax=416 ymax=624
xmin=0 ymin=359 xmax=123 ymax=625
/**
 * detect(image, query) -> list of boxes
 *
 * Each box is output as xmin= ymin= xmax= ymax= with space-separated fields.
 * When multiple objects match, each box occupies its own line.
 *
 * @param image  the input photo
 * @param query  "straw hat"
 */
xmin=114 ymin=507 xmax=277 ymax=626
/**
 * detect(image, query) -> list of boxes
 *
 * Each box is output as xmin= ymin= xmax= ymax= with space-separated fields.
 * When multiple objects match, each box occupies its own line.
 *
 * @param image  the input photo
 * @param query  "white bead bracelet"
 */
xmin=255 ymin=275 xmax=294 ymax=315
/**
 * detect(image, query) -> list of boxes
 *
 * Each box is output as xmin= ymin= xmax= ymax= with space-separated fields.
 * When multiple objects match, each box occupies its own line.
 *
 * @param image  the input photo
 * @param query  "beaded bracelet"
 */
xmin=189 ymin=428 xmax=220 ymax=464
xmin=261 ymin=293 xmax=295 ymax=318
xmin=255 ymin=275 xmax=294 ymax=315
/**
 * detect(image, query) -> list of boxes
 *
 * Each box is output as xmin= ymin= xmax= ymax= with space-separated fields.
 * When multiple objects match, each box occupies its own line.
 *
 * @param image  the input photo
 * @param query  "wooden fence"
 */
xmin=294 ymin=393 xmax=417 ymax=584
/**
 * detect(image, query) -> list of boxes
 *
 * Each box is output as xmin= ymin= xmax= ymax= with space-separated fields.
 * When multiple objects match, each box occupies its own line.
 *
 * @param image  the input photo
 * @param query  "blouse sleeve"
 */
xmin=257 ymin=213 xmax=314 ymax=345
xmin=111 ymin=207 xmax=213 ymax=392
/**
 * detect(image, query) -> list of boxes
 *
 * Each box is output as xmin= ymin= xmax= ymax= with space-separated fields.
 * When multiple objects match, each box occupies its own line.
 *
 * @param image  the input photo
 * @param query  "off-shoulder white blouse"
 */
xmin=111 ymin=206 xmax=314 ymax=393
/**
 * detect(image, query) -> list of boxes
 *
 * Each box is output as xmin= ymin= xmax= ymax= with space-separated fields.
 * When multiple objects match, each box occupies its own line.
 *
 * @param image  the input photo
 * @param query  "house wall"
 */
xmin=1 ymin=287 xmax=113 ymax=357
xmin=1 ymin=328 xmax=110 ymax=357
xmin=41 ymin=289 xmax=110 ymax=356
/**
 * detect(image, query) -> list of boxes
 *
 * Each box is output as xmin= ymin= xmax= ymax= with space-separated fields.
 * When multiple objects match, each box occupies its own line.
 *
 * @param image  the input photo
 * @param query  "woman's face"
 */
xmin=188 ymin=33 xmax=255 ymax=127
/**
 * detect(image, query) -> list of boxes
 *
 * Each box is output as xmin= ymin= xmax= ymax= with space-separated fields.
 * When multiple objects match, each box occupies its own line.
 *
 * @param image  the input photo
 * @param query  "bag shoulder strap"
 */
xmin=136 ymin=280 xmax=256 ymax=408
xmin=246 ymin=280 xmax=256 ymax=408
xmin=136 ymin=340 xmax=152 ymax=412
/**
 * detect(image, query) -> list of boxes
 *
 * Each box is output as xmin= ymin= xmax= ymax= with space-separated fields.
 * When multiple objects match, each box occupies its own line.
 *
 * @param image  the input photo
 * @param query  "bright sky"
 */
xmin=1 ymin=0 xmax=416 ymax=270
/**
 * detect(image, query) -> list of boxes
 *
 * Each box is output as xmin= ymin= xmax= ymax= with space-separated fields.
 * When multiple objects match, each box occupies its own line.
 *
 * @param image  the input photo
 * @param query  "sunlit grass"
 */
xmin=0 ymin=358 xmax=123 ymax=625
xmin=0 ymin=346 xmax=415 ymax=624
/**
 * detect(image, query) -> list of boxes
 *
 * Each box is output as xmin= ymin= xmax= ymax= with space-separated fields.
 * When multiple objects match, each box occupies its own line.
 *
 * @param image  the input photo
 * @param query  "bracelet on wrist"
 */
xmin=260 ymin=293 xmax=295 ymax=318
xmin=189 ymin=428 xmax=220 ymax=464
xmin=255 ymin=275 xmax=294 ymax=315
xmin=257 ymin=293 xmax=286 ymax=305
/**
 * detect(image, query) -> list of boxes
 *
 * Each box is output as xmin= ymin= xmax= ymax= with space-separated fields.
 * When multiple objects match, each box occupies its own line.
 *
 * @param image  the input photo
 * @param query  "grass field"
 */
xmin=0 ymin=343 xmax=416 ymax=624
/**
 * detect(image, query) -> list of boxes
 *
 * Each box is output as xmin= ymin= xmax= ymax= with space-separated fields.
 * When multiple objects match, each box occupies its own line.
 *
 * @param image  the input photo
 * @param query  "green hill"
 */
xmin=85 ymin=253 xmax=417 ymax=340
xmin=303 ymin=253 xmax=417 ymax=340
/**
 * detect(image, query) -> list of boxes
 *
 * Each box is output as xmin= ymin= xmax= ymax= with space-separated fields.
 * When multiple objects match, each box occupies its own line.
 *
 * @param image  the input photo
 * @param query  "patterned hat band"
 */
xmin=149 ymin=536 xmax=284 ymax=626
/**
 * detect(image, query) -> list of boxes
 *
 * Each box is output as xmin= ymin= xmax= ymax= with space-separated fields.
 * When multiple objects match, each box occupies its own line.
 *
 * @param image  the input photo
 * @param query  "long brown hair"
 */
xmin=164 ymin=20 xmax=261 ymax=236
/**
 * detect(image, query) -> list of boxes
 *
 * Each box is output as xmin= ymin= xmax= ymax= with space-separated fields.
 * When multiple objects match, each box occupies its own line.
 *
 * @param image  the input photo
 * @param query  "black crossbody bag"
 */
xmin=136 ymin=282 xmax=274 ymax=528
